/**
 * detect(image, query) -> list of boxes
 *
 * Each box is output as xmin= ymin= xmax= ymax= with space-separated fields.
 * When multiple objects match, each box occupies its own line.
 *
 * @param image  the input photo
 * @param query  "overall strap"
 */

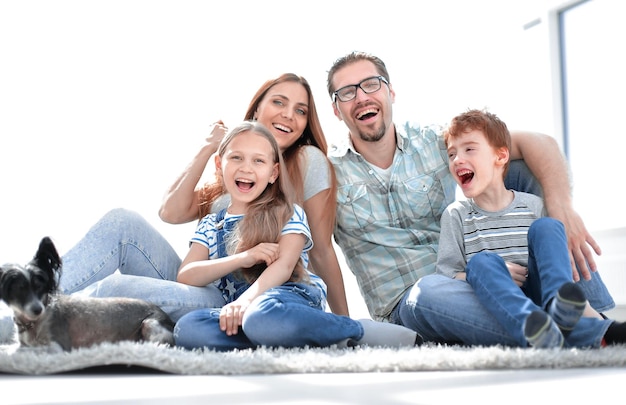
xmin=214 ymin=208 xmax=249 ymax=303
xmin=215 ymin=208 xmax=228 ymax=258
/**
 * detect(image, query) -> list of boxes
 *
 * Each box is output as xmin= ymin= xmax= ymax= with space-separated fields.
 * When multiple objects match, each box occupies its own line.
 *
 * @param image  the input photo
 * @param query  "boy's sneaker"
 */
xmin=549 ymin=282 xmax=586 ymax=337
xmin=343 ymin=319 xmax=423 ymax=348
xmin=524 ymin=310 xmax=564 ymax=348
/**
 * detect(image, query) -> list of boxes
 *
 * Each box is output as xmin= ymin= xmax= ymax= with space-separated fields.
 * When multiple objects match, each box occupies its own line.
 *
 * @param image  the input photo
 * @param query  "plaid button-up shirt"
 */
xmin=330 ymin=122 xmax=457 ymax=321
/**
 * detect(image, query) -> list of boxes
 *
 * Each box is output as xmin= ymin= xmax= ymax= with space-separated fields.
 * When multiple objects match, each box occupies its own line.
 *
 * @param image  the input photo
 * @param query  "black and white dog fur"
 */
xmin=0 ymin=236 xmax=175 ymax=351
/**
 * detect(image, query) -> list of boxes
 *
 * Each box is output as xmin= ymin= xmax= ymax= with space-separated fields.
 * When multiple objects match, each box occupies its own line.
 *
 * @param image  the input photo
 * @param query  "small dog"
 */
xmin=0 ymin=236 xmax=175 ymax=351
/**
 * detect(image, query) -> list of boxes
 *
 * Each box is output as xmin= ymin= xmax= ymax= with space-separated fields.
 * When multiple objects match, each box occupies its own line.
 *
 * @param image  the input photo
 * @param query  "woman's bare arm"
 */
xmin=305 ymin=190 xmax=350 ymax=316
xmin=159 ymin=122 xmax=227 ymax=224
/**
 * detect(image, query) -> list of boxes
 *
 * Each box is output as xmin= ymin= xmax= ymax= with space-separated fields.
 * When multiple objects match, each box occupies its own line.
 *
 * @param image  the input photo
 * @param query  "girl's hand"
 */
xmin=219 ymin=300 xmax=251 ymax=336
xmin=239 ymin=243 xmax=280 ymax=268
xmin=506 ymin=262 xmax=528 ymax=287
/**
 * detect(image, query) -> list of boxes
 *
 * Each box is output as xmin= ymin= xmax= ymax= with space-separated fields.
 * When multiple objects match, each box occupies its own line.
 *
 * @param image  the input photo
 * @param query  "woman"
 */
xmin=32 ymin=73 xmax=346 ymax=329
xmin=159 ymin=73 xmax=349 ymax=315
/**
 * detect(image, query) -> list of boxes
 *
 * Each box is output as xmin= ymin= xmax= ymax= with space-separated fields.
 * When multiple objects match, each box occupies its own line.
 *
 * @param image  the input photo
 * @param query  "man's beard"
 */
xmin=357 ymin=122 xmax=386 ymax=143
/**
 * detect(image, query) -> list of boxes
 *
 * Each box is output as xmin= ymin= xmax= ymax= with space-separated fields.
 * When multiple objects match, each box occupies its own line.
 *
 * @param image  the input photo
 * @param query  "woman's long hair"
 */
xmin=199 ymin=73 xmax=337 ymax=242
xmin=213 ymin=121 xmax=308 ymax=284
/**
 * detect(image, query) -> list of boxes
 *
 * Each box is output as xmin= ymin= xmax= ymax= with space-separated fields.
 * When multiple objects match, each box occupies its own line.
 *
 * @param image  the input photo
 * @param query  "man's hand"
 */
xmin=552 ymin=209 xmax=602 ymax=281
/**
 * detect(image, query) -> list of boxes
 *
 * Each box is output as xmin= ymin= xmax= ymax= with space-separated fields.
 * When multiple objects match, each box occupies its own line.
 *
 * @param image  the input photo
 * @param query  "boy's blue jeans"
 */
xmin=466 ymin=218 xmax=610 ymax=347
xmin=393 ymin=161 xmax=614 ymax=348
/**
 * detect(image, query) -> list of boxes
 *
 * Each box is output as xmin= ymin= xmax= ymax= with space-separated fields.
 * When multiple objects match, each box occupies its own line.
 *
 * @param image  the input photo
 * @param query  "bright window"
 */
xmin=561 ymin=0 xmax=625 ymax=231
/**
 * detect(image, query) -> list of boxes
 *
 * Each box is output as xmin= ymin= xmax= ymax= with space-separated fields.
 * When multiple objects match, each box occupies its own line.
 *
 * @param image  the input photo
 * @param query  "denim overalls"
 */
xmin=214 ymin=208 xmax=249 ymax=303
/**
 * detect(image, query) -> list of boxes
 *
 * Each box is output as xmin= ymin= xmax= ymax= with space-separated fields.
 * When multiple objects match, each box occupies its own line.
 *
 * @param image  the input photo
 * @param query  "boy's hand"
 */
xmin=507 ymin=262 xmax=528 ymax=287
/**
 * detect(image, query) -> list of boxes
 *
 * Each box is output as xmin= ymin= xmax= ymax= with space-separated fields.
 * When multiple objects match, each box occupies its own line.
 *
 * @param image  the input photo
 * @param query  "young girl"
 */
xmin=173 ymin=121 xmax=419 ymax=351
xmin=160 ymin=73 xmax=349 ymax=317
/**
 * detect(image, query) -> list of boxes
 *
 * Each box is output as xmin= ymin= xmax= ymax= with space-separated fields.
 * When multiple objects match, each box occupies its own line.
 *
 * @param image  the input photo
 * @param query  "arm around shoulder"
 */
xmin=509 ymin=130 xmax=601 ymax=279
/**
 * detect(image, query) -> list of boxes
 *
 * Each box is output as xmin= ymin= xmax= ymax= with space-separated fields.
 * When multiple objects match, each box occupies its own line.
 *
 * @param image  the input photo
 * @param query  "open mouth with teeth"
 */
xmin=456 ymin=169 xmax=474 ymax=185
xmin=272 ymin=123 xmax=292 ymax=133
xmin=356 ymin=108 xmax=378 ymax=120
xmin=236 ymin=179 xmax=254 ymax=191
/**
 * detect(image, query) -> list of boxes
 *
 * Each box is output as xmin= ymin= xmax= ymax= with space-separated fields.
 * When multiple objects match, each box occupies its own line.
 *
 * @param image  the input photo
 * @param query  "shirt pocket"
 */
xmin=336 ymin=183 xmax=375 ymax=231
xmin=398 ymin=170 xmax=452 ymax=221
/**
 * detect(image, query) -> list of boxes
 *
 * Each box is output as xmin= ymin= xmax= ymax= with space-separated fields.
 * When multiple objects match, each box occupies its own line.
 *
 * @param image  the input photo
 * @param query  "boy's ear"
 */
xmin=496 ymin=147 xmax=509 ymax=166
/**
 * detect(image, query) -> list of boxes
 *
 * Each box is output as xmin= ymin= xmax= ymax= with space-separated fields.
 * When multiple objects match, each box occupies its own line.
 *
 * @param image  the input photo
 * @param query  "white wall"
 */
xmin=0 ymin=0 xmax=622 ymax=315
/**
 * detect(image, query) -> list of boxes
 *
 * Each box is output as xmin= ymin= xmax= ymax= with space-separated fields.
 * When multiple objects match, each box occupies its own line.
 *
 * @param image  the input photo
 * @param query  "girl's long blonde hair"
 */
xmin=210 ymin=121 xmax=308 ymax=284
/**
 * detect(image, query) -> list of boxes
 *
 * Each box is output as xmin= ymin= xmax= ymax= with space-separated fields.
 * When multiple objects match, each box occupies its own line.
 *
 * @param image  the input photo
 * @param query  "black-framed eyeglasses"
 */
xmin=333 ymin=76 xmax=389 ymax=103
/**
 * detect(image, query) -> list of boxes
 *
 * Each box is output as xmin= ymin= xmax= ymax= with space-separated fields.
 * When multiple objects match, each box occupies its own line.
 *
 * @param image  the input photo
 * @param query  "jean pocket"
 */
xmin=287 ymin=283 xmax=323 ymax=308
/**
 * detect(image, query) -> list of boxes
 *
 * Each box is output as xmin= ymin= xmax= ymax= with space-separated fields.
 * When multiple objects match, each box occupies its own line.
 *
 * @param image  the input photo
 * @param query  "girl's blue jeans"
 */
xmin=174 ymin=282 xmax=364 ymax=351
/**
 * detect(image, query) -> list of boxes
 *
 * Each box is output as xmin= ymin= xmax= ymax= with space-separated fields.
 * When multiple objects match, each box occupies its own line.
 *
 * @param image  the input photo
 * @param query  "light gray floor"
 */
xmin=2 ymin=367 xmax=626 ymax=405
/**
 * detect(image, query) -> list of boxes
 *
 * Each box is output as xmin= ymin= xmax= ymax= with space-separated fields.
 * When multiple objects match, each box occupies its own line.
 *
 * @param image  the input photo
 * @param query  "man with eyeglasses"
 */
xmin=325 ymin=51 xmax=615 ymax=346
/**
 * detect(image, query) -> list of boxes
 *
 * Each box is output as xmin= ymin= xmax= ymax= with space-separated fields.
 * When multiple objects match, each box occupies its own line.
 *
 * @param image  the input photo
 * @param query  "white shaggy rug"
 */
xmin=3 ymin=341 xmax=626 ymax=375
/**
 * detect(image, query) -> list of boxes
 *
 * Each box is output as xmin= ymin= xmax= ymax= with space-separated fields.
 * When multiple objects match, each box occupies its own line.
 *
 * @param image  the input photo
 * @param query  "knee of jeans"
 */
xmin=529 ymin=217 xmax=563 ymax=238
xmin=242 ymin=298 xmax=292 ymax=344
xmin=104 ymin=208 xmax=147 ymax=229
xmin=242 ymin=297 xmax=281 ymax=329
xmin=466 ymin=251 xmax=500 ymax=277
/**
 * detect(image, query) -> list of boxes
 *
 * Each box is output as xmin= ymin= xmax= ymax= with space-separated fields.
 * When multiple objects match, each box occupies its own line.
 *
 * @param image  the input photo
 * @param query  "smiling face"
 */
xmin=254 ymin=81 xmax=309 ymax=152
xmin=446 ymin=129 xmax=509 ymax=199
xmin=216 ymin=131 xmax=279 ymax=214
xmin=331 ymin=60 xmax=395 ymax=143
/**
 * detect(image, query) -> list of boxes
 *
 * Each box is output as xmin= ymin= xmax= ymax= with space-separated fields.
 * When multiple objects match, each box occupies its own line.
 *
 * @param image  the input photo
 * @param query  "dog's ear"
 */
xmin=34 ymin=236 xmax=62 ymax=273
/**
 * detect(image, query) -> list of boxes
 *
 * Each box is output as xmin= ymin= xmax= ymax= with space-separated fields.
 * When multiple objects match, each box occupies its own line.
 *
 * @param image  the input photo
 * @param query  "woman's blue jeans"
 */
xmin=174 ymin=282 xmax=363 ymax=351
xmin=59 ymin=208 xmax=225 ymax=321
